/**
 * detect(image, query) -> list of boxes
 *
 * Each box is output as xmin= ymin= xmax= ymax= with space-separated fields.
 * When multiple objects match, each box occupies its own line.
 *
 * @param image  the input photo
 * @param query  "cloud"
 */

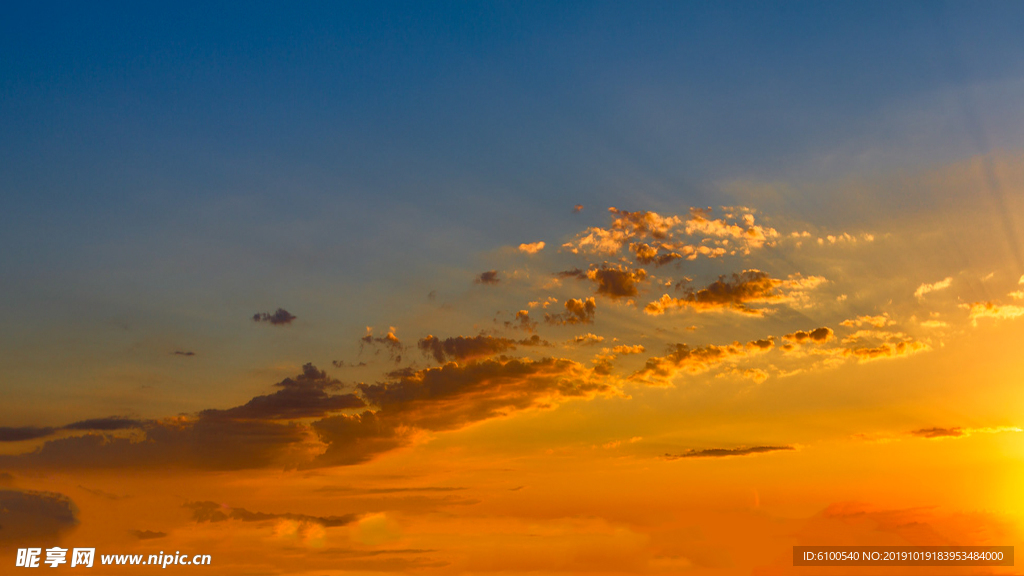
xmin=0 ymin=426 xmax=57 ymax=442
xmin=314 ymin=356 xmax=618 ymax=466
xmin=963 ymin=301 xmax=1024 ymax=325
xmin=571 ymin=333 xmax=605 ymax=345
xmin=562 ymin=207 xmax=681 ymax=255
xmin=781 ymin=327 xmax=835 ymax=350
xmin=503 ymin=310 xmax=537 ymax=333
xmin=587 ymin=265 xmax=647 ymax=300
xmin=475 ymin=270 xmax=500 ymax=285
xmin=361 ymin=327 xmax=404 ymax=362
xmin=683 ymin=208 xmax=779 ymax=252
xmin=332 ymin=360 xmax=368 ymax=368
xmin=417 ymin=334 xmax=547 ymax=363
xmin=914 ymin=277 xmax=953 ymax=299
xmin=0 ymin=352 xmax=623 ymax=471
xmin=909 ymin=426 xmax=1021 ymax=439
xmin=631 ymin=338 xmax=774 ymax=386
xmin=719 ymin=367 xmax=770 ymax=383
xmin=1 ymin=418 xmax=149 ymax=443
xmin=844 ymin=340 xmax=929 ymax=363
xmin=630 ymin=242 xmax=684 ymax=266
xmin=253 ymin=308 xmax=297 ymax=325
xmin=63 ymin=417 xmax=148 ymax=431
xmin=185 ymin=501 xmax=359 ymax=527
xmin=130 ymin=529 xmax=167 ymax=540
xmin=172 ymin=350 xmax=196 ymax=356
xmin=909 ymin=427 xmax=965 ymax=439
xmin=544 ymin=297 xmax=597 ymax=325
xmin=840 ymin=314 xmax=892 ymax=328
xmin=644 ymin=270 xmax=825 ymax=316
xmin=572 ymin=204 xmax=584 ymax=213
xmin=517 ymin=242 xmax=545 ymax=254
xmin=664 ymin=445 xmax=794 ymax=459
xmin=610 ymin=344 xmax=645 ymax=355
xmin=200 ymin=363 xmax=364 ymax=420
xmin=0 ymin=489 xmax=78 ymax=542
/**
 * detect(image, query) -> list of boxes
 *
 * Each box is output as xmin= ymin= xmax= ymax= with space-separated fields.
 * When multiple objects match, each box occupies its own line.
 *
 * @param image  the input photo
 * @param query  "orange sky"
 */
xmin=4 ymin=152 xmax=1024 ymax=574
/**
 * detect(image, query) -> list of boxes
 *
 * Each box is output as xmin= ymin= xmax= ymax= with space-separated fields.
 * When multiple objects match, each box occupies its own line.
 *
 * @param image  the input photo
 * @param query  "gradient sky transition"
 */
xmin=3 ymin=3 xmax=1024 ymax=575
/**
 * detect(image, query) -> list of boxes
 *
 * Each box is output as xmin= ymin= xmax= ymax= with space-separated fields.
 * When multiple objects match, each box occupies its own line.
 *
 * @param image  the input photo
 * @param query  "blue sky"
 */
xmin=2 ymin=1 xmax=1024 ymax=419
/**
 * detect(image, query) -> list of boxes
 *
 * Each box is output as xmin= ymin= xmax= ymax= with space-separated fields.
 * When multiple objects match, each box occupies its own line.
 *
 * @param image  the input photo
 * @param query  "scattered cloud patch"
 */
xmin=253 ymin=309 xmax=297 ymax=325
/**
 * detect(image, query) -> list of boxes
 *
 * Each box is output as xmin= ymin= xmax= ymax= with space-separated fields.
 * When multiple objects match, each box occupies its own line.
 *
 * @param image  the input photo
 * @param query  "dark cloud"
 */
xmin=332 ymin=360 xmax=367 ymax=368
xmin=588 ymin=265 xmax=647 ymax=299
xmin=0 ymin=427 xmax=56 ymax=442
xmin=361 ymin=328 xmax=404 ymax=363
xmin=544 ymin=298 xmax=597 ymax=325
xmin=130 ymin=529 xmax=167 ymax=540
xmin=201 ymin=363 xmax=364 ymax=420
xmin=558 ymin=265 xmax=648 ymax=299
xmin=646 ymin=270 xmax=824 ymax=316
xmin=417 ymin=334 xmax=547 ymax=363
xmin=0 ymin=489 xmax=78 ymax=542
xmin=475 ymin=270 xmax=500 ymax=285
xmin=782 ymin=327 xmax=834 ymax=344
xmin=185 ymin=501 xmax=358 ymax=527
xmin=172 ymin=350 xmax=196 ymax=356
xmin=664 ymin=445 xmax=794 ymax=459
xmin=1 ymin=356 xmax=615 ymax=471
xmin=556 ymin=268 xmax=587 ymax=279
xmin=1 ymin=418 xmax=148 ymax=443
xmin=253 ymin=308 xmax=297 ymax=325
xmin=64 ymin=417 xmax=148 ymax=431
xmin=313 ymin=356 xmax=616 ymax=467
xmin=910 ymin=427 xmax=965 ymax=439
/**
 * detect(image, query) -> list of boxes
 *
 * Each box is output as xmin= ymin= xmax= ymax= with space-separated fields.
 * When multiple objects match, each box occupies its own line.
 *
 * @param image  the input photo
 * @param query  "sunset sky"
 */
xmin=3 ymin=3 xmax=1024 ymax=575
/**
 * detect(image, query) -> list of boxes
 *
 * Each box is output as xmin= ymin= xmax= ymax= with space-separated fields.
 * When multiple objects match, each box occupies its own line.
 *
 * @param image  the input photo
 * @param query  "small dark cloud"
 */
xmin=0 ymin=489 xmax=78 ymax=542
xmin=361 ymin=328 xmax=404 ymax=363
xmin=556 ymin=268 xmax=587 ymax=279
xmin=475 ymin=270 xmax=500 ymax=285
xmin=0 ymin=427 xmax=56 ymax=442
xmin=782 ymin=327 xmax=834 ymax=344
xmin=910 ymin=427 xmax=965 ymax=438
xmin=0 ymin=472 xmax=14 ymax=486
xmin=572 ymin=204 xmax=584 ymax=213
xmin=129 ymin=529 xmax=167 ymax=540
xmin=665 ymin=445 xmax=794 ymax=459
xmin=427 ymin=290 xmax=437 ymax=301
xmin=253 ymin=308 xmax=297 ymax=325
xmin=417 ymin=334 xmax=547 ymax=363
xmin=184 ymin=501 xmax=359 ymax=527
xmin=172 ymin=350 xmax=196 ymax=357
xmin=332 ymin=360 xmax=367 ymax=368
xmin=64 ymin=417 xmax=147 ymax=431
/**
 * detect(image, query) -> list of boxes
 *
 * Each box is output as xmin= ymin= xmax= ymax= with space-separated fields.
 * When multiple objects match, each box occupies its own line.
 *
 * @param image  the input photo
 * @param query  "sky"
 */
xmin=2 ymin=2 xmax=1024 ymax=574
